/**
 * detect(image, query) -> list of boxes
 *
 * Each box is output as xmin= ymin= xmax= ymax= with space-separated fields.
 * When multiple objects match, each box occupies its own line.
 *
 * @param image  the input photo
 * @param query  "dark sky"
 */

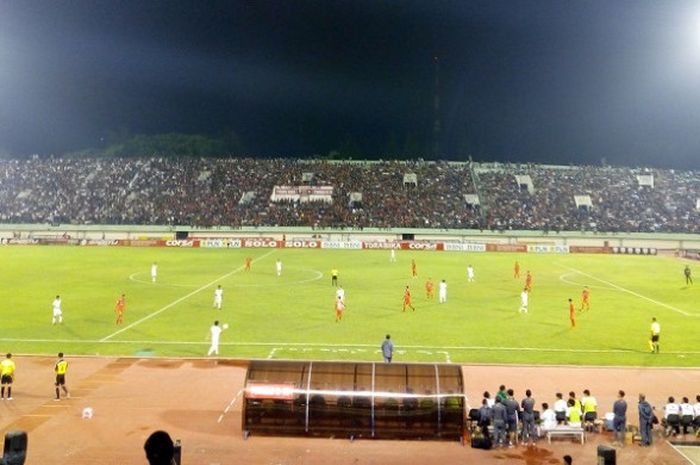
xmin=2 ymin=0 xmax=700 ymax=168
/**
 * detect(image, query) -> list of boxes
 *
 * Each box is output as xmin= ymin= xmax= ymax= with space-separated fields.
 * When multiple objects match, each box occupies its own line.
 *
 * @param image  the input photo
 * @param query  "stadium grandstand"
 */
xmin=1 ymin=157 xmax=700 ymax=233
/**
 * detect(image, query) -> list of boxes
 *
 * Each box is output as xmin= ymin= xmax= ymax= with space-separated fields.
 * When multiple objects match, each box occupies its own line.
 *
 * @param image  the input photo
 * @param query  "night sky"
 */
xmin=2 ymin=0 xmax=700 ymax=168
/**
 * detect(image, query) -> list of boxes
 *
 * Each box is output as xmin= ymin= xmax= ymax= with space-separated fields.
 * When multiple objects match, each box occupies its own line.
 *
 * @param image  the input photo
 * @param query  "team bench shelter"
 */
xmin=242 ymin=360 xmax=465 ymax=441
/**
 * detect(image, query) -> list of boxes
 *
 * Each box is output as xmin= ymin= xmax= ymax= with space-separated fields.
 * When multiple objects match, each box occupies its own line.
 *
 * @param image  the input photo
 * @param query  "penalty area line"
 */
xmin=100 ymin=250 xmax=275 ymax=342
xmin=561 ymin=265 xmax=693 ymax=317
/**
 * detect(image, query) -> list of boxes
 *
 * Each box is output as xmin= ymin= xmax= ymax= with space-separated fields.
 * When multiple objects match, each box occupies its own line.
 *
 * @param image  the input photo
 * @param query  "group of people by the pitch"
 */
xmin=0 ymin=352 xmax=70 ymax=401
xmin=473 ymin=386 xmax=700 ymax=449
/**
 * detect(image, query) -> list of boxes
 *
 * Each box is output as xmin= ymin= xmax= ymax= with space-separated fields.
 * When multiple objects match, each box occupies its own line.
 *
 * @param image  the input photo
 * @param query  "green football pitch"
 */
xmin=0 ymin=245 xmax=698 ymax=366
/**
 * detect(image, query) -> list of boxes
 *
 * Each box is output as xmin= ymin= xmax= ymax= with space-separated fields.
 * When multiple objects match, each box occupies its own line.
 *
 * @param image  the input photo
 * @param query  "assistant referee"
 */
xmin=54 ymin=352 xmax=70 ymax=401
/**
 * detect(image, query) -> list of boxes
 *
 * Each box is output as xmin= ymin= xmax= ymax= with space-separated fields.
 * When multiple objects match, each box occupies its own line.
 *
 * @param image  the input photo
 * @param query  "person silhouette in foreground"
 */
xmin=144 ymin=430 xmax=176 ymax=465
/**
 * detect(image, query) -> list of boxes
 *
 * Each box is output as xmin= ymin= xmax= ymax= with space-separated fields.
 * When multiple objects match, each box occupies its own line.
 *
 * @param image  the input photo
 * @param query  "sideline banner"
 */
xmin=569 ymin=246 xmax=611 ymax=254
xmin=443 ymin=243 xmax=486 ymax=252
xmin=199 ymin=239 xmax=242 ymax=248
xmin=321 ymin=240 xmax=363 ymax=249
xmin=527 ymin=244 xmax=570 ymax=253
xmin=486 ymin=244 xmax=527 ymax=253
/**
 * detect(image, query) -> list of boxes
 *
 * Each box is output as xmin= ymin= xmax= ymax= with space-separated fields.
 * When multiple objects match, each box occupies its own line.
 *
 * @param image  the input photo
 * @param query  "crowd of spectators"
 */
xmin=1 ymin=156 xmax=699 ymax=232
xmin=477 ymin=163 xmax=700 ymax=233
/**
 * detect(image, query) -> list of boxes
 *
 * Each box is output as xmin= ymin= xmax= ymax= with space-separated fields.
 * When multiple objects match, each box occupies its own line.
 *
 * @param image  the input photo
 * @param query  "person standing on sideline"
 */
xmin=612 ymin=390 xmax=627 ymax=446
xmin=684 ymin=265 xmax=693 ymax=285
xmin=0 ymin=353 xmax=15 ymax=400
xmin=438 ymin=279 xmax=447 ymax=304
xmin=467 ymin=265 xmax=475 ymax=283
xmin=115 ymin=293 xmax=126 ymax=325
xmin=519 ymin=289 xmax=528 ymax=313
xmin=331 ymin=268 xmax=339 ymax=286
xmin=568 ymin=298 xmax=576 ymax=328
xmin=54 ymin=352 xmax=69 ymax=401
xmin=151 ymin=262 xmax=158 ymax=283
xmin=213 ymin=285 xmax=223 ymax=310
xmin=207 ymin=321 xmax=226 ymax=356
xmin=638 ymin=393 xmax=653 ymax=446
xmin=521 ymin=389 xmax=536 ymax=444
xmin=381 ymin=335 xmax=394 ymax=363
xmin=52 ymin=295 xmax=63 ymax=325
xmin=649 ymin=317 xmax=660 ymax=353
xmin=275 ymin=259 xmax=283 ymax=277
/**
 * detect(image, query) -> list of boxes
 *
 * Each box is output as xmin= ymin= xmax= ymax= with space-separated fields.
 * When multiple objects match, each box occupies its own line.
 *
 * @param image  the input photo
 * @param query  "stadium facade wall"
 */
xmin=1 ymin=224 xmax=700 ymax=251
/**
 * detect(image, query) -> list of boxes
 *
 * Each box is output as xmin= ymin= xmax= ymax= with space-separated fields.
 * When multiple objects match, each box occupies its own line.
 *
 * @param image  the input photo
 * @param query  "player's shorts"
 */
xmin=1 ymin=374 xmax=13 ymax=384
xmin=53 ymin=309 xmax=62 ymax=317
xmin=55 ymin=374 xmax=66 ymax=386
xmin=651 ymin=335 xmax=660 ymax=342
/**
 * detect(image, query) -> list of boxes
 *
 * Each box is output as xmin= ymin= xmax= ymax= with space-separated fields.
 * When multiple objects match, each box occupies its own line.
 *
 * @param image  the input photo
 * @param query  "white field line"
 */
xmin=266 ymin=348 xmax=278 ymax=359
xmin=667 ymin=442 xmax=697 ymax=465
xmin=218 ymin=389 xmax=243 ymax=424
xmin=8 ymin=336 xmax=700 ymax=355
xmin=562 ymin=265 xmax=694 ymax=317
xmin=100 ymin=250 xmax=275 ymax=342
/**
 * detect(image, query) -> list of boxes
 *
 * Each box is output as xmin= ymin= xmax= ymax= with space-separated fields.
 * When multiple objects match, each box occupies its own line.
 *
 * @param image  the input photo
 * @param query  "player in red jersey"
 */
xmin=114 ymin=294 xmax=125 ymax=325
xmin=514 ymin=261 xmax=521 ymax=278
xmin=525 ymin=271 xmax=532 ymax=292
xmin=244 ymin=256 xmax=252 ymax=271
xmin=568 ymin=298 xmax=576 ymax=328
xmin=425 ymin=278 xmax=434 ymax=299
xmin=411 ymin=259 xmax=417 ymax=278
xmin=335 ymin=296 xmax=345 ymax=322
xmin=580 ymin=287 xmax=590 ymax=311
xmin=403 ymin=286 xmax=416 ymax=312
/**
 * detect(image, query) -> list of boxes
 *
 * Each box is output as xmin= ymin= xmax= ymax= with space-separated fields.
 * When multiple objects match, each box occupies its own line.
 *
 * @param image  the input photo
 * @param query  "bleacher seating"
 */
xmin=1 ymin=157 xmax=700 ymax=232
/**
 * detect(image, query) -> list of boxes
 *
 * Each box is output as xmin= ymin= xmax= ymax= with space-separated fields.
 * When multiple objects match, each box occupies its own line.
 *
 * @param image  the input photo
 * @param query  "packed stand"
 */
xmin=1 ymin=156 xmax=700 ymax=232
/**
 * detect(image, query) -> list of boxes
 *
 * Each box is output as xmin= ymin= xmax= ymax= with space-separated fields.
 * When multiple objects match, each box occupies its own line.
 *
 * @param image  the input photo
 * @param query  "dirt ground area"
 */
xmin=1 ymin=356 xmax=698 ymax=465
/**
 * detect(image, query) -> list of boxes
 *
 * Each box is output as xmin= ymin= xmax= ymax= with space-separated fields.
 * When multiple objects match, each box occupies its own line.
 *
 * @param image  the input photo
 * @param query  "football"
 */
xmin=223 ymin=323 xmax=229 ymax=330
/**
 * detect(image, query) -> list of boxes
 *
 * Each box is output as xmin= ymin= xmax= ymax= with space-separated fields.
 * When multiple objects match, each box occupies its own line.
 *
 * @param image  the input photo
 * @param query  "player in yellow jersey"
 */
xmin=1 ymin=353 xmax=16 ymax=400
xmin=54 ymin=352 xmax=70 ymax=401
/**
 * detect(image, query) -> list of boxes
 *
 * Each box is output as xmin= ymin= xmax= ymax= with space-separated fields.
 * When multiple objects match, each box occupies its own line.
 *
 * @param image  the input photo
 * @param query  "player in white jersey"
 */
xmin=151 ymin=262 xmax=158 ymax=283
xmin=438 ymin=280 xmax=447 ymax=303
xmin=519 ymin=289 xmax=529 ymax=313
xmin=213 ymin=285 xmax=223 ymax=310
xmin=336 ymin=286 xmax=345 ymax=303
xmin=52 ymin=295 xmax=63 ymax=324
xmin=390 ymin=248 xmax=396 ymax=262
xmin=207 ymin=320 xmax=226 ymax=356
xmin=467 ymin=265 xmax=475 ymax=282
xmin=275 ymin=259 xmax=283 ymax=277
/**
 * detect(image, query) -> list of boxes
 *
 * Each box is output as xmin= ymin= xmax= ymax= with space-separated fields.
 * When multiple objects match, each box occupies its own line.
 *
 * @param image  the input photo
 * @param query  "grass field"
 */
xmin=1 ymin=245 xmax=699 ymax=366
